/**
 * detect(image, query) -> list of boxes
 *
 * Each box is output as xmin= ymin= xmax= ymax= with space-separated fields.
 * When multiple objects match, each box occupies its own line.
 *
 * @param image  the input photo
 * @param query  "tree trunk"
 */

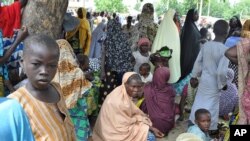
xmin=207 ymin=0 xmax=211 ymax=16
xmin=22 ymin=0 xmax=68 ymax=39
xmin=199 ymin=0 xmax=203 ymax=17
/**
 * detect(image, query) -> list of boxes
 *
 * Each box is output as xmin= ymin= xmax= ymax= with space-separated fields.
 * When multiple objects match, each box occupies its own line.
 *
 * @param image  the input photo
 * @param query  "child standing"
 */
xmin=188 ymin=109 xmax=211 ymax=141
xmin=139 ymin=63 xmax=152 ymax=83
xmin=133 ymin=37 xmax=151 ymax=73
xmin=189 ymin=20 xmax=230 ymax=131
xmin=8 ymin=34 xmax=76 ymax=140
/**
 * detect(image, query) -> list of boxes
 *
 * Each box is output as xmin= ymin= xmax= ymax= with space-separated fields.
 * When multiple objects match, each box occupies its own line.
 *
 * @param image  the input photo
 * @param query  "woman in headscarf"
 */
xmin=241 ymin=19 xmax=250 ymax=38
xmin=225 ymin=20 xmax=250 ymax=124
xmin=180 ymin=9 xmax=201 ymax=81
xmin=93 ymin=72 xmax=163 ymax=141
xmin=219 ymin=69 xmax=238 ymax=119
xmin=67 ymin=7 xmax=91 ymax=55
xmin=122 ymin=16 xmax=134 ymax=47
xmin=131 ymin=3 xmax=158 ymax=51
xmin=89 ymin=22 xmax=106 ymax=59
xmin=53 ymin=39 xmax=92 ymax=141
xmin=151 ymin=9 xmax=181 ymax=84
xmin=228 ymin=16 xmax=242 ymax=38
xmin=99 ymin=19 xmax=133 ymax=104
xmin=140 ymin=67 xmax=176 ymax=136
xmin=225 ymin=19 xmax=250 ymax=89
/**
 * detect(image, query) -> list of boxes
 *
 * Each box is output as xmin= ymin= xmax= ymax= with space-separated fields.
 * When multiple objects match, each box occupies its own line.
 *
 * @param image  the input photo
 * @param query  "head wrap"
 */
xmin=138 ymin=37 xmax=151 ymax=47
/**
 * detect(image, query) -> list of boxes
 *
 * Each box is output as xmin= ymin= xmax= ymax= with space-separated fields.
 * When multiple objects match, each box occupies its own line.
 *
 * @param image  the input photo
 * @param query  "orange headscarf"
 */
xmin=93 ymin=72 xmax=152 ymax=141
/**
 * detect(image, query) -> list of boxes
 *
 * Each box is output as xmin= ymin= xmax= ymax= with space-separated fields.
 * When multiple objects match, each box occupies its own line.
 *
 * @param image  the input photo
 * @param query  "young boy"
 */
xmin=139 ymin=63 xmax=152 ymax=83
xmin=187 ymin=109 xmax=211 ymax=141
xmin=8 ymin=34 xmax=76 ymax=140
xmin=189 ymin=20 xmax=229 ymax=131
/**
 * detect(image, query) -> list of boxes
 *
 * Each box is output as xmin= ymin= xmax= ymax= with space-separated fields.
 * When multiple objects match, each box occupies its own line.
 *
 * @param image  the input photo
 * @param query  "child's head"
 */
xmin=139 ymin=63 xmax=151 ymax=78
xmin=138 ymin=37 xmax=150 ymax=53
xmin=77 ymin=54 xmax=89 ymax=71
xmin=213 ymin=20 xmax=229 ymax=38
xmin=23 ymin=34 xmax=59 ymax=90
xmin=195 ymin=108 xmax=211 ymax=132
xmin=200 ymin=27 xmax=210 ymax=40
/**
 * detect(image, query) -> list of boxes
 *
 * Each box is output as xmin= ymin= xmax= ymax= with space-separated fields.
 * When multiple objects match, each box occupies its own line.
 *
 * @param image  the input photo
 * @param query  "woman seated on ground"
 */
xmin=140 ymin=67 xmax=176 ymax=136
xmin=93 ymin=72 xmax=164 ymax=141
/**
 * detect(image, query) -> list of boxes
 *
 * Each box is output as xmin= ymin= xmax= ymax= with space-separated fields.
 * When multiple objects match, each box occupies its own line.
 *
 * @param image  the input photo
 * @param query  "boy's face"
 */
xmin=139 ymin=66 xmax=149 ymax=78
xmin=22 ymin=44 xmax=59 ymax=90
xmin=195 ymin=113 xmax=211 ymax=132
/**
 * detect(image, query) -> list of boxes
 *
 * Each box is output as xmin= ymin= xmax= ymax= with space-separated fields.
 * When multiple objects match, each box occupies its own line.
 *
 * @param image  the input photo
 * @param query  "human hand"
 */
xmin=15 ymin=26 xmax=28 ymax=44
xmin=85 ymin=72 xmax=94 ymax=81
xmin=151 ymin=127 xmax=165 ymax=138
xmin=190 ymin=78 xmax=199 ymax=88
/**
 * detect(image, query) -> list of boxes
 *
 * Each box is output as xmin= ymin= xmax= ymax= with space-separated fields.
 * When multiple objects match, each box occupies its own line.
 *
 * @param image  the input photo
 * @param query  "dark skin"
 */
xmin=79 ymin=59 xmax=94 ymax=82
xmin=1 ymin=26 xmax=28 ymax=92
xmin=139 ymin=66 xmax=150 ymax=79
xmin=21 ymin=42 xmax=60 ymax=103
xmin=125 ymin=78 xmax=165 ymax=138
xmin=195 ymin=113 xmax=211 ymax=132
xmin=225 ymin=46 xmax=238 ymax=64
xmin=0 ymin=26 xmax=28 ymax=65
xmin=139 ymin=45 xmax=150 ymax=57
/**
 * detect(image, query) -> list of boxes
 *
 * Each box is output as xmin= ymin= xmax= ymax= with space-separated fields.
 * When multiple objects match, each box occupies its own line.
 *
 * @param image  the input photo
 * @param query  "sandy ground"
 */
xmin=157 ymin=119 xmax=188 ymax=141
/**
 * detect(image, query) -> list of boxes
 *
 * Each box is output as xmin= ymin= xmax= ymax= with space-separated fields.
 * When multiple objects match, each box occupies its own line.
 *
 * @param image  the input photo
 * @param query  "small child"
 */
xmin=133 ymin=37 xmax=151 ymax=73
xmin=187 ymin=109 xmax=211 ymax=141
xmin=178 ymin=81 xmax=198 ymax=121
xmin=139 ymin=63 xmax=152 ymax=83
xmin=199 ymin=27 xmax=211 ymax=45
xmin=8 ymin=34 xmax=76 ymax=140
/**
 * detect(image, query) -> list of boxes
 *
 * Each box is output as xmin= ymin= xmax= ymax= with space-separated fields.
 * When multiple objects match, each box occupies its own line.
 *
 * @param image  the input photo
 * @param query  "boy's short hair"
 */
xmin=213 ymin=20 xmax=229 ymax=36
xmin=195 ymin=108 xmax=210 ymax=120
xmin=200 ymin=27 xmax=208 ymax=38
xmin=76 ymin=54 xmax=89 ymax=65
xmin=139 ymin=63 xmax=151 ymax=72
xmin=23 ymin=34 xmax=59 ymax=58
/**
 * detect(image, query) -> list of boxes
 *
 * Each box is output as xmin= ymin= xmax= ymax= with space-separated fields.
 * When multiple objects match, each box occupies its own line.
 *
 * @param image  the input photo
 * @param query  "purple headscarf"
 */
xmin=141 ymin=67 xmax=175 ymax=134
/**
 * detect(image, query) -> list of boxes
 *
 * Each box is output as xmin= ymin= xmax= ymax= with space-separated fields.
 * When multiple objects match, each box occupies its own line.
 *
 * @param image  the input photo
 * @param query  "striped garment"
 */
xmin=8 ymin=83 xmax=76 ymax=141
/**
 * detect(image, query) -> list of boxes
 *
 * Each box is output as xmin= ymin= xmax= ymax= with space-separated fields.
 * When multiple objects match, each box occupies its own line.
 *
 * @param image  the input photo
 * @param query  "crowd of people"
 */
xmin=1 ymin=0 xmax=250 ymax=141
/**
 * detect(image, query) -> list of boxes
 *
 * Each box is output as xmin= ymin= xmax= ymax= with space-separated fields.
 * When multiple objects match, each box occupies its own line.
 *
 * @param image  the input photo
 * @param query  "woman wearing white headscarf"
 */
xmin=151 ymin=9 xmax=181 ymax=83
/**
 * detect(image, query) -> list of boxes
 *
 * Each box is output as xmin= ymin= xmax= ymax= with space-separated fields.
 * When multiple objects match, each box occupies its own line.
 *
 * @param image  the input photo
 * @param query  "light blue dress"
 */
xmin=187 ymin=124 xmax=211 ymax=141
xmin=0 ymin=98 xmax=35 ymax=141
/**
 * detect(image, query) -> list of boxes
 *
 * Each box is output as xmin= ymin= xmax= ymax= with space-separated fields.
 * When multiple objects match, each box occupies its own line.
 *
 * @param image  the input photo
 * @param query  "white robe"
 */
xmin=189 ymin=41 xmax=229 ymax=130
xmin=151 ymin=9 xmax=181 ymax=83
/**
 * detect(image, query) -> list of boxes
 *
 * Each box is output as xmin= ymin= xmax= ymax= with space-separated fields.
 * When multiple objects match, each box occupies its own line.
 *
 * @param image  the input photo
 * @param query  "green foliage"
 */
xmin=155 ymin=0 xmax=250 ymax=20
xmin=94 ymin=0 xmax=127 ymax=13
xmin=134 ymin=1 xmax=141 ymax=11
